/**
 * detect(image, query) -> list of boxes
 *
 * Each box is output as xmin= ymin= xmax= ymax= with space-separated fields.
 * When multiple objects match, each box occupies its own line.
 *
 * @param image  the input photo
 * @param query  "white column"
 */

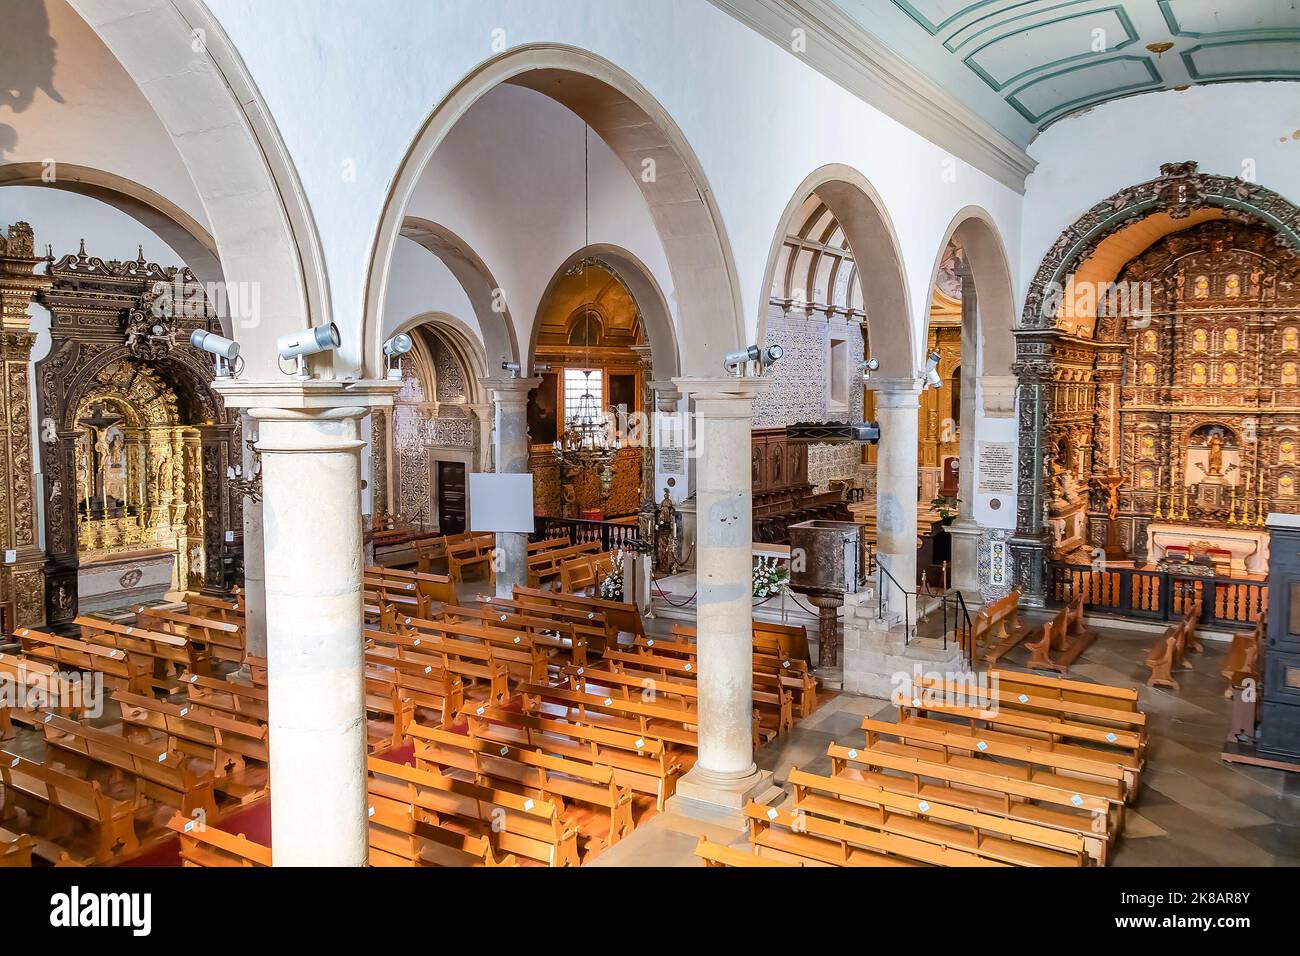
xmin=948 ymin=261 xmax=983 ymax=602
xmin=874 ymin=378 xmax=923 ymax=624
xmin=665 ymin=376 xmax=772 ymax=824
xmin=217 ymin=379 xmax=397 ymax=868
xmin=240 ymin=411 xmax=267 ymax=657
xmin=481 ymin=377 xmax=540 ymax=598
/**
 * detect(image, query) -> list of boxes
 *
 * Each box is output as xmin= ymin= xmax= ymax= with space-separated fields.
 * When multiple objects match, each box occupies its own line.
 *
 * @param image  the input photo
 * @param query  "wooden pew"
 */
xmin=528 ymin=535 xmax=572 ymax=554
xmin=367 ymin=790 xmax=517 ymax=867
xmin=1023 ymin=593 xmax=1095 ymax=673
xmin=113 ymin=690 xmax=270 ymax=791
xmin=440 ymin=604 xmax=586 ymax=670
xmin=41 ymin=714 xmax=217 ymax=818
xmin=166 ymin=813 xmax=271 ymax=867
xmin=367 ymin=755 xmax=580 ymax=866
xmin=695 ymin=835 xmax=796 ymax=867
xmin=515 ymin=679 xmax=699 ymax=752
xmin=462 ymin=703 xmax=682 ymax=811
xmin=0 ymin=826 xmax=33 ymax=867
xmin=476 ymin=595 xmax=607 ymax=655
xmin=977 ymin=588 xmax=1027 ymax=663
xmin=789 ymin=766 xmax=1088 ymax=866
xmin=511 ymin=584 xmax=646 ymax=648
xmin=409 ymin=722 xmax=634 ymax=849
xmin=1144 ymin=606 xmax=1199 ymax=693
xmin=364 ymin=648 xmax=463 ymax=728
xmin=180 ymin=672 xmax=269 ymax=724
xmin=1222 ymin=616 xmax=1264 ymax=699
xmin=0 ymin=652 xmax=89 ymax=725
xmin=383 ymin=615 xmax=551 ymax=686
xmin=527 ymin=540 xmax=601 ymax=589
xmin=181 ymin=592 xmax=245 ymax=628
xmin=366 ymin=628 xmax=511 ymax=707
xmin=365 ymin=566 xmax=454 ymax=620
xmin=653 ymin=627 xmax=819 ymax=720
xmin=829 ymin=741 xmax=1111 ymax=864
xmin=917 ymin=672 xmax=1146 ymax=733
xmin=0 ymin=750 xmax=138 ymax=860
xmin=133 ymin=605 xmax=244 ymax=665
xmin=862 ymin=716 xmax=1131 ymax=809
xmin=558 ymin=550 xmax=616 ymax=594
xmin=745 ymin=800 xmax=965 ymax=866
xmin=991 ymin=669 xmax=1142 ymax=719
xmin=15 ymin=627 xmax=152 ymax=696
xmin=447 ymin=534 xmax=497 ymax=588
xmin=412 ymin=531 xmax=487 ymax=574
xmin=76 ymin=614 xmax=208 ymax=685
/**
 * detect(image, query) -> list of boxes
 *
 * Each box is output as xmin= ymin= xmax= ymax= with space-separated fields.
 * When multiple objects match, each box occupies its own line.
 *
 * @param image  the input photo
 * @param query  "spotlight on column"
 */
xmin=858 ymin=357 xmax=880 ymax=381
xmin=276 ymin=322 xmax=340 ymax=379
xmin=723 ymin=344 xmax=783 ymax=376
xmin=189 ymin=329 xmax=242 ymax=379
xmin=383 ymin=333 xmax=413 ymax=380
xmin=920 ymin=350 xmax=943 ymax=390
xmin=501 ymin=361 xmax=550 ymax=378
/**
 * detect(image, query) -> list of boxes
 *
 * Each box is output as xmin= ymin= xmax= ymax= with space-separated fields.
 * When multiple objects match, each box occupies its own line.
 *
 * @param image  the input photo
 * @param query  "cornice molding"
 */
xmin=708 ymin=0 xmax=1036 ymax=193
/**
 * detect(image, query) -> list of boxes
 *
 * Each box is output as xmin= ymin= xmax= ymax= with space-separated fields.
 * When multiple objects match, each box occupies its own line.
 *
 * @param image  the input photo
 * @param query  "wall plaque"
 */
xmin=977 ymin=441 xmax=1015 ymax=496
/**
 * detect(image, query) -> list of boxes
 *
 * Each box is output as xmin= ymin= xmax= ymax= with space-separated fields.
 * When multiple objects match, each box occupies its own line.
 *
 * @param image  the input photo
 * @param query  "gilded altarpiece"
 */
xmin=35 ymin=248 xmax=238 ymax=628
xmin=1092 ymin=221 xmax=1300 ymax=563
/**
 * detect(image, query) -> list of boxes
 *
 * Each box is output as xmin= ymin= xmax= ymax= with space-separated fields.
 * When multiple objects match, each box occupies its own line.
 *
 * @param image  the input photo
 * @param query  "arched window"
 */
xmin=567 ymin=309 xmax=603 ymax=347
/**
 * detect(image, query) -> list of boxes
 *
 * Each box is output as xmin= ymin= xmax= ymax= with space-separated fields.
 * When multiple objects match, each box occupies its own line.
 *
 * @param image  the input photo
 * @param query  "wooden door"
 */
xmin=437 ymin=461 xmax=467 ymax=535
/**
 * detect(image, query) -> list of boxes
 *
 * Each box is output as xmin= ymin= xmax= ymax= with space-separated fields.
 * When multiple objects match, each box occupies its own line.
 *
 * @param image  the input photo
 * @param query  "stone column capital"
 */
xmin=671 ymin=375 xmax=771 ymax=404
xmin=871 ymin=376 xmax=924 ymax=408
xmin=479 ymin=375 xmax=541 ymax=403
xmin=213 ymin=378 xmax=400 ymax=411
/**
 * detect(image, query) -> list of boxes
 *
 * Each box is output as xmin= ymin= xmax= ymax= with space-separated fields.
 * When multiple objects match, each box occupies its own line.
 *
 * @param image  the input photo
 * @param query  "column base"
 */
xmin=665 ymin=763 xmax=777 ymax=828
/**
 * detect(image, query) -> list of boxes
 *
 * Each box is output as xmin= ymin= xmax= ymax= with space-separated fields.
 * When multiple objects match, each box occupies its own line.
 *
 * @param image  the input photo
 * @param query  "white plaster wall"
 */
xmin=382 ymin=237 xmax=481 ymax=345
xmin=202 ymin=0 xmax=1024 ymax=371
xmin=0 ymin=186 xmax=184 ymax=265
xmin=1 ymin=0 xmax=207 ymax=228
xmin=1021 ymin=82 xmax=1300 ymax=301
xmin=404 ymin=84 xmax=675 ymax=361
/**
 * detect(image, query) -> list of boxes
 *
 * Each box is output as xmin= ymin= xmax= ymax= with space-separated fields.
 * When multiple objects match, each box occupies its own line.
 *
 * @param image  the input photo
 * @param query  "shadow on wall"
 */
xmin=0 ymin=0 xmax=65 ymax=159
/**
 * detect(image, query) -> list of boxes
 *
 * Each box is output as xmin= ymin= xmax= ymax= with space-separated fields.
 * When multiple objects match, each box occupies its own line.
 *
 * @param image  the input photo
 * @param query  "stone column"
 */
xmin=239 ymin=411 xmax=267 ymax=657
xmin=481 ymin=377 xmax=540 ymax=598
xmin=652 ymin=381 xmax=691 ymax=565
xmin=217 ymin=380 xmax=397 ymax=867
xmin=0 ymin=223 xmax=50 ymax=627
xmin=464 ymin=402 xmax=494 ymax=473
xmin=948 ymin=258 xmax=983 ymax=603
xmin=873 ymin=377 xmax=923 ymax=624
xmin=630 ymin=345 xmax=655 ymax=499
xmin=665 ymin=376 xmax=772 ymax=824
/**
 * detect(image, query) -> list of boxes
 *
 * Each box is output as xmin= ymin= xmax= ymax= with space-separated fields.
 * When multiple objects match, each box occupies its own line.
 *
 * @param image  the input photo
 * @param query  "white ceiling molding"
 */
xmin=708 ymin=0 xmax=1037 ymax=193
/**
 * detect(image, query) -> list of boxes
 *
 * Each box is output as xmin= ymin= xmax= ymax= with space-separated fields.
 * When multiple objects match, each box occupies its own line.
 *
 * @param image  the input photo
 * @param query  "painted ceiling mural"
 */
xmin=831 ymin=0 xmax=1300 ymax=137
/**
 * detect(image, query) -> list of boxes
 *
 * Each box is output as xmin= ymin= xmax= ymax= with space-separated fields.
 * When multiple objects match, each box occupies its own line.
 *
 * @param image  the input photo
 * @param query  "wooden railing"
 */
xmin=1047 ymin=562 xmax=1265 ymax=630
xmin=533 ymin=516 xmax=641 ymax=553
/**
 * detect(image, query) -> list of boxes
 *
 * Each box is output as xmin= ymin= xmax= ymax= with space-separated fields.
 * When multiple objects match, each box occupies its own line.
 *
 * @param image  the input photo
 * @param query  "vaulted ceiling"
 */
xmin=829 ymin=0 xmax=1300 ymax=141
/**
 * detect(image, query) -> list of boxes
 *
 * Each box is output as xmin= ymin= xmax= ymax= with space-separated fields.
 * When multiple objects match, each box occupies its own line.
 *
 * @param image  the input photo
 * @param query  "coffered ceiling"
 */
xmin=831 ymin=0 xmax=1300 ymax=139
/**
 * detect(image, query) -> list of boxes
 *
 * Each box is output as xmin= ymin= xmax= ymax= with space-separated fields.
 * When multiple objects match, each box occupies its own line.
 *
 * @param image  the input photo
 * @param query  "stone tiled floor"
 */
xmin=591 ymin=615 xmax=1300 ymax=867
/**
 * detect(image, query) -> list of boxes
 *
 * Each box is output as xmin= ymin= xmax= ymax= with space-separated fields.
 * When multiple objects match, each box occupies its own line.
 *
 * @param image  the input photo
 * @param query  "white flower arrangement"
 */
xmin=599 ymin=549 xmax=626 ymax=602
xmin=752 ymin=555 xmax=788 ymax=599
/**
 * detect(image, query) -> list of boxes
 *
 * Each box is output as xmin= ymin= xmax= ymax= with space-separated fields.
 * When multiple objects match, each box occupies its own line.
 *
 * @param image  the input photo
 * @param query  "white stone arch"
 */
xmin=363 ymin=44 xmax=742 ymax=380
xmin=67 ymin=0 xmax=330 ymax=380
xmin=399 ymin=217 xmax=519 ymax=373
xmin=923 ymin=206 xmax=1017 ymax=380
xmin=759 ymin=165 xmax=913 ymax=376
xmin=528 ymin=243 xmax=679 ymax=380
xmin=389 ymin=309 xmax=490 ymax=407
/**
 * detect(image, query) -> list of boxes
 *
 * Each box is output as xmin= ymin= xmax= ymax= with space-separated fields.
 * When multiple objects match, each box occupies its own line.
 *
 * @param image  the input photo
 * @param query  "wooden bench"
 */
xmin=917 ymin=672 xmax=1147 ymax=734
xmin=695 ymin=835 xmax=795 ymax=867
xmin=367 ymin=789 xmax=517 ymax=867
xmin=133 ymin=606 xmax=244 ymax=665
xmin=976 ymin=587 xmax=1026 ymax=663
xmin=41 ymin=714 xmax=217 ymax=818
xmin=744 ymin=800 xmax=957 ymax=867
xmin=365 ymin=566 xmax=454 ymax=620
xmin=862 ymin=716 xmax=1130 ymax=809
xmin=653 ymin=627 xmax=819 ymax=719
xmin=385 ymin=616 xmax=552 ymax=686
xmin=166 ymin=813 xmax=271 ymax=867
xmin=788 ymin=765 xmax=1088 ymax=866
xmin=366 ymin=628 xmax=512 ymax=707
xmin=410 ymin=721 xmax=634 ymax=849
xmin=15 ymin=627 xmax=152 ymax=696
xmin=527 ymin=541 xmax=601 ymax=589
xmin=558 ymin=550 xmax=616 ymax=594
xmin=514 ymin=585 xmax=647 ymax=645
xmin=1145 ymin=607 xmax=1199 ymax=692
xmin=0 ymin=652 xmax=88 ymax=725
xmin=514 ymin=680 xmax=699 ymax=752
xmin=0 ymin=750 xmax=138 ymax=860
xmin=0 ymin=826 xmax=33 ymax=867
xmin=447 ymin=535 xmax=497 ymax=588
xmin=181 ymin=592 xmax=245 ymax=628
xmin=364 ymin=649 xmax=463 ymax=728
xmin=1222 ymin=616 xmax=1264 ymax=699
xmin=440 ymin=604 xmax=586 ymax=669
xmin=829 ymin=741 xmax=1111 ymax=864
xmin=180 ymin=672 xmax=269 ymax=724
xmin=462 ymin=703 xmax=683 ymax=811
xmin=367 ymin=755 xmax=579 ymax=866
xmin=412 ymin=531 xmax=487 ymax=574
xmin=76 ymin=614 xmax=208 ymax=686
xmin=1023 ymin=593 xmax=1095 ymax=673
xmin=114 ymin=690 xmax=270 ymax=789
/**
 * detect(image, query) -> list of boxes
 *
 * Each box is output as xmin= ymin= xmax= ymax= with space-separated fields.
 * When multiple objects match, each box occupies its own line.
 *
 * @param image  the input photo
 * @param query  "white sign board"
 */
xmin=468 ymin=473 xmax=534 ymax=533
xmin=976 ymin=441 xmax=1015 ymax=496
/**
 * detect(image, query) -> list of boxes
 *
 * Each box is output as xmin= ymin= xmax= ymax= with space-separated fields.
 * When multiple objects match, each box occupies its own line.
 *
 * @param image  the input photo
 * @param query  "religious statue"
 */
xmin=1283 ymin=327 xmax=1298 ymax=352
xmin=1208 ymin=434 xmax=1225 ymax=476
xmin=1223 ymin=363 xmax=1238 ymax=386
xmin=653 ymin=487 xmax=681 ymax=574
xmin=1046 ymin=455 xmax=1079 ymax=510
xmin=1192 ymin=328 xmax=1208 ymax=352
xmin=1282 ymin=439 xmax=1296 ymax=464
xmin=1140 ymin=435 xmax=1155 ymax=459
xmin=1142 ymin=329 xmax=1157 ymax=352
xmin=1194 ymin=275 xmax=1210 ymax=299
xmin=1224 ymin=328 xmax=1239 ymax=352
xmin=1191 ymin=363 xmax=1207 ymax=386
xmin=1280 ymin=474 xmax=1294 ymax=498
xmin=1141 ymin=363 xmax=1156 ymax=385
xmin=1284 ymin=362 xmax=1298 ymax=386
xmin=1225 ymin=274 xmax=1241 ymax=298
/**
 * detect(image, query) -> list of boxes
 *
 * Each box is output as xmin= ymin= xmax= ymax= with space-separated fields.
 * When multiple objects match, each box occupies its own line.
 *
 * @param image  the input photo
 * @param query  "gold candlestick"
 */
xmin=1255 ymin=468 xmax=1267 ymax=526
xmin=1153 ymin=467 xmax=1164 ymax=519
xmin=1240 ymin=473 xmax=1251 ymax=524
xmin=1228 ymin=481 xmax=1238 ymax=524
xmin=1180 ymin=485 xmax=1190 ymax=521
